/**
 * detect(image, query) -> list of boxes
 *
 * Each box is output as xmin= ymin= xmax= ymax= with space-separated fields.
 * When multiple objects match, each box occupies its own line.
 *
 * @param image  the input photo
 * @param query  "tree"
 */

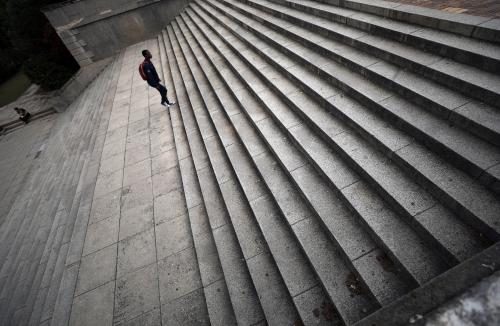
xmin=0 ymin=0 xmax=22 ymax=82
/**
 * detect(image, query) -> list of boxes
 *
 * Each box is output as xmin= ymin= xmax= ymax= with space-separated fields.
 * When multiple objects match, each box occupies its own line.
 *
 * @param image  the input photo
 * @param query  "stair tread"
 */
xmin=210 ymin=0 xmax=500 ymax=169
xmin=164 ymin=27 xmax=265 ymax=325
xmin=172 ymin=19 xmax=351 ymax=324
xmin=0 ymin=58 xmax=119 ymax=325
xmin=172 ymin=30 xmax=301 ymax=321
xmin=273 ymin=0 xmax=500 ymax=62
xmin=237 ymin=0 xmax=500 ymax=111
xmin=3 ymin=0 xmax=500 ymax=324
xmin=193 ymin=0 xmax=492 ymax=265
xmin=196 ymin=0 xmax=500 ymax=241
xmin=183 ymin=7 xmax=423 ymax=319
xmin=159 ymin=33 xmax=237 ymax=321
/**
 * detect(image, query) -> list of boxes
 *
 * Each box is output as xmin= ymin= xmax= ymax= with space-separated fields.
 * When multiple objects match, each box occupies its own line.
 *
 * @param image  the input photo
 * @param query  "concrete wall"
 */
xmin=43 ymin=0 xmax=189 ymax=67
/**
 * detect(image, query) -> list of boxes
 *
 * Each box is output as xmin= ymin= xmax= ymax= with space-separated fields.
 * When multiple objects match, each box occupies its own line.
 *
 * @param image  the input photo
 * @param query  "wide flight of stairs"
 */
xmin=0 ymin=53 xmax=123 ymax=325
xmin=1 ymin=0 xmax=500 ymax=325
xmin=153 ymin=0 xmax=500 ymax=325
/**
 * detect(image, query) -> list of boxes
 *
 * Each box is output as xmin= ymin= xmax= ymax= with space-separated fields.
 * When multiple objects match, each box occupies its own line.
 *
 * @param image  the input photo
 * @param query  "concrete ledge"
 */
xmin=320 ymin=0 xmax=500 ymax=43
xmin=52 ymin=56 xmax=112 ymax=112
xmin=44 ymin=0 xmax=190 ymax=65
xmin=354 ymin=242 xmax=500 ymax=326
xmin=0 ymin=108 xmax=57 ymax=135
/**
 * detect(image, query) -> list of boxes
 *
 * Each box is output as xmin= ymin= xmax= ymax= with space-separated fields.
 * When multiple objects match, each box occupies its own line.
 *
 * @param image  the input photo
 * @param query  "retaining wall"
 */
xmin=43 ymin=0 xmax=190 ymax=67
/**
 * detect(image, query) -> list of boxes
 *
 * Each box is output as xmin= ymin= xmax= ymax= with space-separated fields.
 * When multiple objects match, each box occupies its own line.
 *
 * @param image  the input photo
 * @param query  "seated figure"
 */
xmin=14 ymin=107 xmax=31 ymax=124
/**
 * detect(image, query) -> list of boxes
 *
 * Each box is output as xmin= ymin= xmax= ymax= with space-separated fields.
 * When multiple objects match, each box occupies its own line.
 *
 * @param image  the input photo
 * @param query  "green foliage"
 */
xmin=23 ymin=53 xmax=74 ymax=90
xmin=0 ymin=48 xmax=21 ymax=82
xmin=0 ymin=0 xmax=79 ymax=90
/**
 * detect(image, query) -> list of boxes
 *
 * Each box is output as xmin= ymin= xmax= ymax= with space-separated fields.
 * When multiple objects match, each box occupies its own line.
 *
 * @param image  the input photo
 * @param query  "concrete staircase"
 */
xmin=153 ymin=0 xmax=500 ymax=324
xmin=0 ymin=52 xmax=123 ymax=326
xmin=1 ymin=0 xmax=500 ymax=325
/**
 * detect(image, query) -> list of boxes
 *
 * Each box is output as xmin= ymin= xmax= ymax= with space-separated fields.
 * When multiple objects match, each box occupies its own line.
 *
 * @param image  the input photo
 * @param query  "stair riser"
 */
xmin=243 ymin=0 xmax=500 ymax=110
xmin=180 ymin=10 xmax=428 ymax=321
xmin=48 ymin=53 xmax=124 ymax=326
xmin=157 ymin=33 xmax=221 ymax=324
xmin=325 ymin=0 xmax=500 ymax=44
xmin=190 ymin=2 xmax=489 ymax=266
xmin=217 ymin=0 xmax=500 ymax=146
xmin=2 ymin=67 xmax=114 ymax=324
xmin=199 ymin=1 xmax=500 ymax=242
xmin=264 ymin=0 xmax=500 ymax=73
xmin=210 ymin=0 xmax=500 ymax=187
xmin=175 ymin=24 xmax=296 ymax=320
xmin=173 ymin=17 xmax=355 ymax=324
xmin=197 ymin=0 xmax=469 ymax=263
xmin=163 ymin=29 xmax=265 ymax=325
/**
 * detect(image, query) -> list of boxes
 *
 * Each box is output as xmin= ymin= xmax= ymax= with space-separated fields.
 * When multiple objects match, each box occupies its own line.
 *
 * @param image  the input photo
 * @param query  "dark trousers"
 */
xmin=154 ymin=83 xmax=168 ymax=104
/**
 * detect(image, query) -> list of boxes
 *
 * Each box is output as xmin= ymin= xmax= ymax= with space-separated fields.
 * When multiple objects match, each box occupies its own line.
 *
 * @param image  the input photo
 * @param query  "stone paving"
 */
xmin=387 ymin=0 xmax=500 ymax=18
xmin=1 ymin=0 xmax=500 ymax=324
xmin=67 ymin=39 xmax=206 ymax=326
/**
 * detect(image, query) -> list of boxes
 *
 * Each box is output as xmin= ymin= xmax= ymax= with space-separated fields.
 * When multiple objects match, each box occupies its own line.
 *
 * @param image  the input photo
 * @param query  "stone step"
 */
xmin=3 ymin=0 xmax=500 ymax=323
xmin=324 ymin=0 xmax=500 ymax=44
xmin=156 ymin=33 xmax=232 ymax=325
xmin=1 ymin=126 xmax=78 ymax=324
xmin=174 ymin=13 xmax=382 ymax=324
xmin=188 ymin=0 xmax=447 ymax=296
xmin=34 ymin=63 xmax=120 ymax=326
xmin=193 ymin=0 xmax=493 ymax=259
xmin=193 ymin=0 xmax=492 ymax=260
xmin=0 ymin=72 xmax=108 ymax=308
xmin=248 ymin=0 xmax=500 ymax=110
xmin=166 ymin=25 xmax=278 ymax=325
xmin=21 ymin=66 xmax=115 ymax=325
xmin=1 ymin=109 xmax=58 ymax=136
xmin=194 ymin=0 xmax=500 ymax=241
xmin=0 ymin=87 xmax=92 ymax=262
xmin=162 ymin=28 xmax=264 ymax=325
xmin=261 ymin=0 xmax=500 ymax=73
xmin=204 ymin=0 xmax=500 ymax=199
xmin=173 ymin=17 xmax=345 ymax=325
xmin=49 ymin=51 xmax=125 ymax=326
xmin=214 ymin=0 xmax=500 ymax=146
xmin=0 ymin=61 xmax=118 ymax=325
xmin=186 ymin=0 xmax=498 ymax=321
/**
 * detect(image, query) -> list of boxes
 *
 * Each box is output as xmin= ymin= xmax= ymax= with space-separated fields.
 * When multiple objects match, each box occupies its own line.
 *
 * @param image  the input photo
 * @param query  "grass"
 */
xmin=0 ymin=71 xmax=32 ymax=107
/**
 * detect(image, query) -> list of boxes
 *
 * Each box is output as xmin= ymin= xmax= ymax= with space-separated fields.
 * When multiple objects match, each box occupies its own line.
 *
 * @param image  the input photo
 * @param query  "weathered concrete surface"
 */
xmin=65 ymin=39 xmax=205 ymax=326
xmin=0 ymin=115 xmax=56 ymax=226
xmin=387 ymin=0 xmax=500 ymax=18
xmin=425 ymin=271 xmax=500 ymax=326
xmin=43 ymin=0 xmax=191 ymax=66
xmin=3 ymin=0 xmax=500 ymax=324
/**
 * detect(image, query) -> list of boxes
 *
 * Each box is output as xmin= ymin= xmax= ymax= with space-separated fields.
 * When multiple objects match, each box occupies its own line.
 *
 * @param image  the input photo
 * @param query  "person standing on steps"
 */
xmin=139 ymin=49 xmax=176 ymax=108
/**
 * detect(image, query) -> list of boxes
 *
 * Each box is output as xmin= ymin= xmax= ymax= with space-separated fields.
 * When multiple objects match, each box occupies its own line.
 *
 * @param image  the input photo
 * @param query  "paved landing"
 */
xmin=67 ymin=39 xmax=204 ymax=326
xmin=387 ymin=0 xmax=500 ymax=18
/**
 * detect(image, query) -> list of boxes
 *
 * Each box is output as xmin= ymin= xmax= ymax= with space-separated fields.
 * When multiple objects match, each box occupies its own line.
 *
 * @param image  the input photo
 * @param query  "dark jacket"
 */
xmin=142 ymin=60 xmax=160 ymax=87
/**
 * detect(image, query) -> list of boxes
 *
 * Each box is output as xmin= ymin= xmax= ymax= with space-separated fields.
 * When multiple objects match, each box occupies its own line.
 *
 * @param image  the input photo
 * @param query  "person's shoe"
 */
xmin=167 ymin=100 xmax=176 ymax=106
xmin=161 ymin=101 xmax=170 ymax=108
